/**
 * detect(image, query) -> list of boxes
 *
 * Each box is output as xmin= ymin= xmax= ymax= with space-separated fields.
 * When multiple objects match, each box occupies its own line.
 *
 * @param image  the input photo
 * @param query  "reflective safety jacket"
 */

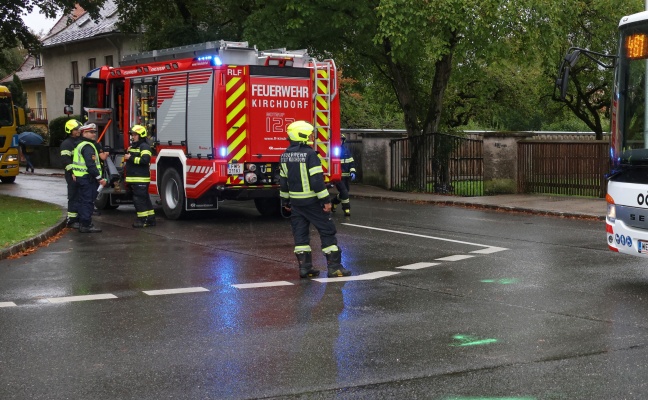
xmin=341 ymin=144 xmax=356 ymax=177
xmin=72 ymin=139 xmax=102 ymax=179
xmin=125 ymin=138 xmax=152 ymax=184
xmin=279 ymin=142 xmax=330 ymax=206
xmin=60 ymin=136 xmax=79 ymax=173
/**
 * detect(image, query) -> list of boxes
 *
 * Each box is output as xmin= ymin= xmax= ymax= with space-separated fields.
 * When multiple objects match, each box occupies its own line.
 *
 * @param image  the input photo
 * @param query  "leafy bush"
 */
xmin=49 ymin=115 xmax=81 ymax=147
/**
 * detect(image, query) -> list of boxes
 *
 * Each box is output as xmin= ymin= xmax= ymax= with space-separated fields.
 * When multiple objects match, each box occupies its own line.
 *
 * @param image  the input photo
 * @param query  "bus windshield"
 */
xmin=618 ymin=24 xmax=648 ymax=165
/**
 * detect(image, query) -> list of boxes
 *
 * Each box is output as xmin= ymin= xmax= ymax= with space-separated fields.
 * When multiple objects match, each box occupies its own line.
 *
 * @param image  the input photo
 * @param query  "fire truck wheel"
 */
xmin=0 ymin=176 xmax=16 ymax=183
xmin=161 ymin=168 xmax=186 ymax=220
xmin=254 ymin=197 xmax=281 ymax=217
xmin=95 ymin=192 xmax=119 ymax=210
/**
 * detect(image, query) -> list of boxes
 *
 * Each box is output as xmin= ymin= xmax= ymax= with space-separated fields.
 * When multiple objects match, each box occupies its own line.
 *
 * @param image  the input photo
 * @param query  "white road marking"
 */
xmin=0 ymin=302 xmax=17 ymax=307
xmin=397 ymin=262 xmax=440 ymax=270
xmin=435 ymin=255 xmax=475 ymax=262
xmin=143 ymin=287 xmax=210 ymax=296
xmin=313 ymin=271 xmax=400 ymax=282
xmin=342 ymin=223 xmax=509 ymax=252
xmin=47 ymin=294 xmax=117 ymax=303
xmin=233 ymin=281 xmax=294 ymax=289
xmin=471 ymin=247 xmax=508 ymax=254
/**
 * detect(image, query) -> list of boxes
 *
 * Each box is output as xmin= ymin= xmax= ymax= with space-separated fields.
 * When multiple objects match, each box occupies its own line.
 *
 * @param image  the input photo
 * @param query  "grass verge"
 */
xmin=0 ymin=194 xmax=63 ymax=250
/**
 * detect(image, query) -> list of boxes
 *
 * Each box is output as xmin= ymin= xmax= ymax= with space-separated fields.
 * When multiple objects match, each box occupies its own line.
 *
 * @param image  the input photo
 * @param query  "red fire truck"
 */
xmin=70 ymin=41 xmax=342 ymax=219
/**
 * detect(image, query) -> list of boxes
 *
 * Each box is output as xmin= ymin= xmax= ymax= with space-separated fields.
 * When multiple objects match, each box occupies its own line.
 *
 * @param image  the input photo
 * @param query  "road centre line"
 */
xmin=435 ymin=255 xmax=475 ymax=261
xmin=342 ymin=223 xmax=509 ymax=252
xmin=47 ymin=294 xmax=117 ymax=303
xmin=397 ymin=262 xmax=440 ymax=270
xmin=143 ymin=287 xmax=209 ymax=296
xmin=233 ymin=281 xmax=294 ymax=289
xmin=0 ymin=302 xmax=16 ymax=307
xmin=313 ymin=271 xmax=400 ymax=282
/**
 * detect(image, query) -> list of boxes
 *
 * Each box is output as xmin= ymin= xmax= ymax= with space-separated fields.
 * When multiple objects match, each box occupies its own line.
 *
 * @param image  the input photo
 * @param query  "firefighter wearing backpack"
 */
xmin=124 ymin=125 xmax=156 ymax=228
xmin=331 ymin=134 xmax=356 ymax=216
xmin=279 ymin=120 xmax=352 ymax=278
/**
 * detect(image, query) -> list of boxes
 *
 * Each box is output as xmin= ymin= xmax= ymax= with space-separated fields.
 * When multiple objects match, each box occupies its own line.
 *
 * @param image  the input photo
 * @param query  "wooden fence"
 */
xmin=517 ymin=140 xmax=609 ymax=198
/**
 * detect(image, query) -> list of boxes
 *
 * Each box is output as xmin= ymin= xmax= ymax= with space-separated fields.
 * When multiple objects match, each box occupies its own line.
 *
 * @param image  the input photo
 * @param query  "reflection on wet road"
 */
xmin=2 ymin=175 xmax=648 ymax=399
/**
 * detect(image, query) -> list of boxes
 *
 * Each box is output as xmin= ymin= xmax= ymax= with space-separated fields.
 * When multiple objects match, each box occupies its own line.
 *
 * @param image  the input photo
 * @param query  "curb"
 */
xmin=0 ymin=213 xmax=68 ymax=260
xmin=351 ymin=193 xmax=605 ymax=221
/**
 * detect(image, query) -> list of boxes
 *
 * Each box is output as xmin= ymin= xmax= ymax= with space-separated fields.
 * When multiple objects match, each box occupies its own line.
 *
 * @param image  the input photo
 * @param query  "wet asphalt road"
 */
xmin=2 ymin=175 xmax=648 ymax=399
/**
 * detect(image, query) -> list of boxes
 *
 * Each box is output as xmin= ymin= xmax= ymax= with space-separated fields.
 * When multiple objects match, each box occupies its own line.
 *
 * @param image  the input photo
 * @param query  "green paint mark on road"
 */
xmin=480 ymin=278 xmax=518 ymax=284
xmin=451 ymin=334 xmax=498 ymax=347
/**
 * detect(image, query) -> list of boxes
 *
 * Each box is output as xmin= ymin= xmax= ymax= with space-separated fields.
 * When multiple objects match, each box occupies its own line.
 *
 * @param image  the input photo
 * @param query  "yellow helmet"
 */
xmin=286 ymin=120 xmax=314 ymax=143
xmin=65 ymin=119 xmax=82 ymax=134
xmin=129 ymin=125 xmax=147 ymax=138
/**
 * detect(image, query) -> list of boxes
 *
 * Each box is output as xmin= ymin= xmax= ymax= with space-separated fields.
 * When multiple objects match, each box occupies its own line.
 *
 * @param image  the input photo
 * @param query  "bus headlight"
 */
xmin=607 ymin=203 xmax=616 ymax=223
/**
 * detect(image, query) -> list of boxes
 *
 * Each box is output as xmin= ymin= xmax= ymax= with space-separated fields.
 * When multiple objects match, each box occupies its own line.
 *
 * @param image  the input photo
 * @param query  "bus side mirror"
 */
xmin=64 ymin=88 xmax=74 ymax=106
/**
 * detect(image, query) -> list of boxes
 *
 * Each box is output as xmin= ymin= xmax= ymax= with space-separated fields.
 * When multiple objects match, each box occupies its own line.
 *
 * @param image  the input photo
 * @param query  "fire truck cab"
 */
xmin=75 ymin=40 xmax=342 ymax=219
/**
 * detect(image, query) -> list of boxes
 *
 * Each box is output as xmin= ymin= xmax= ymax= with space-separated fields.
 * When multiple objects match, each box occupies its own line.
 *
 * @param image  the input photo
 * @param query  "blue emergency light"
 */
xmin=196 ymin=55 xmax=222 ymax=66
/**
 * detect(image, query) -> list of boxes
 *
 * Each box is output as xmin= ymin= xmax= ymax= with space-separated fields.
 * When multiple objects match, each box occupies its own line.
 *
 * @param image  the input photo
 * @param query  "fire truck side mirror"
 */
xmin=64 ymin=88 xmax=74 ymax=106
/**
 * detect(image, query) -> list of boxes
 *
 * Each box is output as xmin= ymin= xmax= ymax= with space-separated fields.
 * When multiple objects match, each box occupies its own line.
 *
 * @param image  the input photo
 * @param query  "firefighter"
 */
xmin=61 ymin=119 xmax=82 ymax=228
xmin=124 ymin=124 xmax=155 ymax=228
xmin=280 ymin=120 xmax=352 ymax=278
xmin=72 ymin=123 xmax=107 ymax=233
xmin=331 ymin=134 xmax=356 ymax=216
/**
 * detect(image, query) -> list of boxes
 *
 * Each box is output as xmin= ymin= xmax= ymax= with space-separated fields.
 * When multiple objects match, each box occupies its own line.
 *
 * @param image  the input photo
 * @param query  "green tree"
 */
xmin=6 ymin=75 xmax=27 ymax=109
xmin=551 ymin=1 xmax=644 ymax=139
xmin=114 ymin=0 xmax=257 ymax=50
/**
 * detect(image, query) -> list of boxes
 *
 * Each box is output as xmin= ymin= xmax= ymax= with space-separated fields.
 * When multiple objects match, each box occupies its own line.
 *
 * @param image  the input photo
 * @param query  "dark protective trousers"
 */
xmin=131 ymin=183 xmax=153 ymax=218
xmin=65 ymin=172 xmax=80 ymax=221
xmin=290 ymin=202 xmax=338 ymax=251
xmin=76 ymin=177 xmax=97 ymax=227
xmin=334 ymin=177 xmax=351 ymax=210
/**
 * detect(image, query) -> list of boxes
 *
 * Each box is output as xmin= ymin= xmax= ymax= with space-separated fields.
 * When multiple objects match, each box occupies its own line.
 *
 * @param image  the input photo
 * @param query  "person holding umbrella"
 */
xmin=17 ymin=131 xmax=44 ymax=174
xmin=20 ymin=143 xmax=34 ymax=173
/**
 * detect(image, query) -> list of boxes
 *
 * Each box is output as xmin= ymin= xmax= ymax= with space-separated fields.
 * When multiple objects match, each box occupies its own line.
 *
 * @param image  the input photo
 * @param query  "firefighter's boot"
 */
xmin=331 ymin=196 xmax=340 ymax=212
xmin=296 ymin=252 xmax=320 ymax=278
xmin=132 ymin=218 xmax=147 ymax=228
xmin=145 ymin=216 xmax=157 ymax=227
xmin=79 ymin=224 xmax=102 ymax=233
xmin=326 ymin=250 xmax=352 ymax=277
xmin=342 ymin=204 xmax=350 ymax=217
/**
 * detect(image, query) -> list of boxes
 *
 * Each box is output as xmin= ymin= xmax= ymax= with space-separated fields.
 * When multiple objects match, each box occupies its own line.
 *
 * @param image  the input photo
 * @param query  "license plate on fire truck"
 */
xmin=639 ymin=240 xmax=648 ymax=254
xmin=227 ymin=163 xmax=243 ymax=175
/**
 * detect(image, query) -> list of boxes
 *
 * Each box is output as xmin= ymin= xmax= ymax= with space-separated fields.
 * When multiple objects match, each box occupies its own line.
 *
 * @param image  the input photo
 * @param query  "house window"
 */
xmin=89 ymin=58 xmax=96 ymax=71
xmin=34 ymin=54 xmax=42 ymax=67
xmin=72 ymin=61 xmax=79 ymax=85
xmin=105 ymin=55 xmax=113 ymax=67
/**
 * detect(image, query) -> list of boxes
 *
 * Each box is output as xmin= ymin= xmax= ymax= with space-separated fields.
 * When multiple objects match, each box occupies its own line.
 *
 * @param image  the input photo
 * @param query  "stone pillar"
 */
xmin=361 ymin=133 xmax=402 ymax=188
xmin=482 ymin=132 xmax=533 ymax=194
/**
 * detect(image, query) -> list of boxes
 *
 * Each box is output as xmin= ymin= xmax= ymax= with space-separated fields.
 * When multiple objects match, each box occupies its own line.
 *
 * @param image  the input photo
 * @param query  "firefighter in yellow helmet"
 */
xmin=61 ymin=119 xmax=83 ymax=228
xmin=279 ymin=120 xmax=352 ymax=278
xmin=124 ymin=125 xmax=155 ymax=228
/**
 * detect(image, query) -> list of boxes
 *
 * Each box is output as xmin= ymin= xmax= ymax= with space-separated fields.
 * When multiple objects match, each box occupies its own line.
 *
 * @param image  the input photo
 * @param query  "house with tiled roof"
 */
xmin=41 ymin=0 xmax=139 ymax=124
xmin=1 ymin=54 xmax=48 ymax=131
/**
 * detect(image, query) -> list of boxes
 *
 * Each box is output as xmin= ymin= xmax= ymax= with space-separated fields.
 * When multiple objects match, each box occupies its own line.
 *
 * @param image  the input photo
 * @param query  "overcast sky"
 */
xmin=22 ymin=6 xmax=59 ymax=36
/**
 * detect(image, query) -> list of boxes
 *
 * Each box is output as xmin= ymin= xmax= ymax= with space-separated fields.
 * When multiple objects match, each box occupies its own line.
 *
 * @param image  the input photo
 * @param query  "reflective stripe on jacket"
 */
xmin=125 ymin=139 xmax=152 ymax=183
xmin=72 ymin=140 xmax=101 ymax=178
xmin=279 ymin=142 xmax=330 ymax=206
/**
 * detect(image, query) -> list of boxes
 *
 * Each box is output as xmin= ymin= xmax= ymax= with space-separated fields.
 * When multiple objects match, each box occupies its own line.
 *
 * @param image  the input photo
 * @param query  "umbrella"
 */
xmin=17 ymin=131 xmax=44 ymax=146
